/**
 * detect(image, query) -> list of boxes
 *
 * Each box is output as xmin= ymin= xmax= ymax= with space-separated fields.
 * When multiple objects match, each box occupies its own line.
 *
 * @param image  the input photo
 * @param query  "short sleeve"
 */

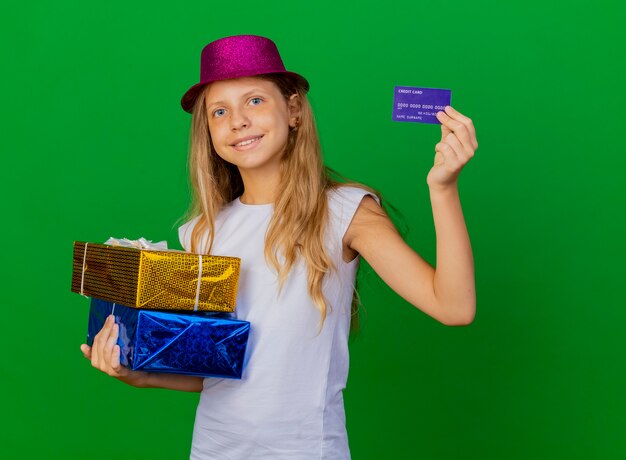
xmin=327 ymin=185 xmax=381 ymax=251
xmin=178 ymin=215 xmax=201 ymax=253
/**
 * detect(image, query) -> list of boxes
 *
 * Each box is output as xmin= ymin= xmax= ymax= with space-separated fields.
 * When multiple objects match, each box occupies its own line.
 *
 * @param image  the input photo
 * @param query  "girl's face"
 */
xmin=204 ymin=76 xmax=297 ymax=175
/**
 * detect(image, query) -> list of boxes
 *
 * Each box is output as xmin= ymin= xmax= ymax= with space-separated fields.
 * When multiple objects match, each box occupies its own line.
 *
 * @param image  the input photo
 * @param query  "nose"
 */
xmin=230 ymin=108 xmax=250 ymax=130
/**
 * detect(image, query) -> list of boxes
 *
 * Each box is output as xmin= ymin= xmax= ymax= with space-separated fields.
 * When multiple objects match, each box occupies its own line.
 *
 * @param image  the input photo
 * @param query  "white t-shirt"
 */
xmin=178 ymin=185 xmax=378 ymax=460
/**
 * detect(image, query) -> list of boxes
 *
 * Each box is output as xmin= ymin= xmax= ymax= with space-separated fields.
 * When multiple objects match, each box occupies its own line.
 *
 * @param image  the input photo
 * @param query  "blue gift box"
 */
xmin=87 ymin=298 xmax=250 ymax=379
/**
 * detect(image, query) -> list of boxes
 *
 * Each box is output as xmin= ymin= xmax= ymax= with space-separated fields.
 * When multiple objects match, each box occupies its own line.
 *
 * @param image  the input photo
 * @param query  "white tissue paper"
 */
xmin=104 ymin=237 xmax=168 ymax=251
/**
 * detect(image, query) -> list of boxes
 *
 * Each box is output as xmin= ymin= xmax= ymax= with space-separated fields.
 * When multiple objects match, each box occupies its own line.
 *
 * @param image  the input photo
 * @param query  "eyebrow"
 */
xmin=206 ymin=89 xmax=269 ymax=109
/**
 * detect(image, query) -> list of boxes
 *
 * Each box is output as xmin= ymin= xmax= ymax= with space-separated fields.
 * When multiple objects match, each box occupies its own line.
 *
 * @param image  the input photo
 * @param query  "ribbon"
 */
xmin=194 ymin=255 xmax=203 ymax=311
xmin=80 ymin=243 xmax=89 ymax=298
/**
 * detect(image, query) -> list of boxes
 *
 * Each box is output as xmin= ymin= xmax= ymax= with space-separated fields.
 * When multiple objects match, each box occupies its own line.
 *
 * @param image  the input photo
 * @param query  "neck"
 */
xmin=238 ymin=166 xmax=282 ymax=205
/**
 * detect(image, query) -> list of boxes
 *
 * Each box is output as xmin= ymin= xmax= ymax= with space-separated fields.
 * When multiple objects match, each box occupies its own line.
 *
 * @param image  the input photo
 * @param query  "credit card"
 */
xmin=392 ymin=86 xmax=452 ymax=124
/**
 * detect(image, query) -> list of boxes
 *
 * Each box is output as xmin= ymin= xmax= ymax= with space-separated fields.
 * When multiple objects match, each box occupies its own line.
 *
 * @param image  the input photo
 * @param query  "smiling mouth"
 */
xmin=232 ymin=135 xmax=264 ymax=150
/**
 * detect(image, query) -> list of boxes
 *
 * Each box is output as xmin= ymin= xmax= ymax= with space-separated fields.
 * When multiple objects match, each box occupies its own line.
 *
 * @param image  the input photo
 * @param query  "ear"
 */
xmin=287 ymin=93 xmax=301 ymax=128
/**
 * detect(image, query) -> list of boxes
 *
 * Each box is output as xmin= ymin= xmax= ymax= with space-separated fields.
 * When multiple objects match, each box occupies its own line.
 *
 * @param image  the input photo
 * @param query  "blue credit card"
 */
xmin=392 ymin=86 xmax=452 ymax=124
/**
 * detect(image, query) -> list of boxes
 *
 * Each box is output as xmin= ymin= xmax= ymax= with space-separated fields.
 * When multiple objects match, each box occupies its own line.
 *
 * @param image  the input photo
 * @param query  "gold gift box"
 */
xmin=71 ymin=241 xmax=240 ymax=312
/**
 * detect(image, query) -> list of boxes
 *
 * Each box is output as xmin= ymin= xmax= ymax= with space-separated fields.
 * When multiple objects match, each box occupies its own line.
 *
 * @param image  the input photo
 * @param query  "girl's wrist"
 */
xmin=119 ymin=370 xmax=150 ymax=388
xmin=428 ymin=182 xmax=459 ymax=197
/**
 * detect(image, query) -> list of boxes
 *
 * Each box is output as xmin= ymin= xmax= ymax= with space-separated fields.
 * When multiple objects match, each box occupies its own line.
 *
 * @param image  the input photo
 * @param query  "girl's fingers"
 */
xmin=445 ymin=105 xmax=478 ymax=149
xmin=438 ymin=107 xmax=478 ymax=150
xmin=444 ymin=106 xmax=477 ymax=141
xmin=433 ymin=150 xmax=444 ymax=167
xmin=436 ymin=111 xmax=475 ymax=153
xmin=444 ymin=133 xmax=472 ymax=162
xmin=92 ymin=315 xmax=115 ymax=370
xmin=80 ymin=344 xmax=92 ymax=360
xmin=93 ymin=315 xmax=112 ymax=368
xmin=83 ymin=315 xmax=127 ymax=378
xmin=90 ymin=320 xmax=105 ymax=368
xmin=103 ymin=323 xmax=119 ymax=374
xmin=434 ymin=141 xmax=462 ymax=170
xmin=81 ymin=316 xmax=128 ymax=379
xmin=441 ymin=123 xmax=452 ymax=140
xmin=111 ymin=345 xmax=124 ymax=375
xmin=444 ymin=105 xmax=470 ymax=123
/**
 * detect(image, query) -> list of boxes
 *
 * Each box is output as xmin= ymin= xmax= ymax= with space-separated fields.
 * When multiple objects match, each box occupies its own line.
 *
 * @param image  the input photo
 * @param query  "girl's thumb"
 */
xmin=80 ymin=344 xmax=92 ymax=360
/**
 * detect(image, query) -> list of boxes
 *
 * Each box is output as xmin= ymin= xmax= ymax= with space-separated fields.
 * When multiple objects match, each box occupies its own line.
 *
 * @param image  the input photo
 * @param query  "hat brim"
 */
xmin=180 ymin=71 xmax=309 ymax=114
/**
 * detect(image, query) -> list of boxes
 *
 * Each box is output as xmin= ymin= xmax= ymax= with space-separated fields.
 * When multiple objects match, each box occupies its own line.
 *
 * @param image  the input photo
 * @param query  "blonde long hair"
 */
xmin=185 ymin=73 xmax=381 ymax=332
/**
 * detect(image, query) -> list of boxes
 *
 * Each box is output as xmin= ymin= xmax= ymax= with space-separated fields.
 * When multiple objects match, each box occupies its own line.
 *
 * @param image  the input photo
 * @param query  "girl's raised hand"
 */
xmin=80 ymin=314 xmax=147 ymax=387
xmin=427 ymin=106 xmax=478 ymax=192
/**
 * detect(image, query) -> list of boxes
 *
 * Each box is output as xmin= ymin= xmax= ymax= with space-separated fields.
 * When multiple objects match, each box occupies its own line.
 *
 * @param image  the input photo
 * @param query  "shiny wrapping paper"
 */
xmin=71 ymin=241 xmax=240 ymax=312
xmin=87 ymin=298 xmax=250 ymax=378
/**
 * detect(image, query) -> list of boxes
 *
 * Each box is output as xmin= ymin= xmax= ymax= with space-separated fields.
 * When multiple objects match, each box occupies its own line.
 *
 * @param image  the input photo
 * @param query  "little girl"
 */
xmin=80 ymin=34 xmax=477 ymax=459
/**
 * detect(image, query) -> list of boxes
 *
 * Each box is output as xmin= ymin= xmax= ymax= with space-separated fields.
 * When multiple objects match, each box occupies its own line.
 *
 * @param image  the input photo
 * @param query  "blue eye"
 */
xmin=213 ymin=108 xmax=226 ymax=117
xmin=250 ymin=97 xmax=263 ymax=105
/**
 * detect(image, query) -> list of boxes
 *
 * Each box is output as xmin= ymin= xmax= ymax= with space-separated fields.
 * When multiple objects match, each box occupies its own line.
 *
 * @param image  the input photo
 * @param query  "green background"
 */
xmin=2 ymin=0 xmax=625 ymax=458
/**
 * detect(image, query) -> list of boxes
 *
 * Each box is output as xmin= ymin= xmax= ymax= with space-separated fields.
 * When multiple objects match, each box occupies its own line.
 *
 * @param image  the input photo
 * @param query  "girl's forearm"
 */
xmin=144 ymin=373 xmax=204 ymax=392
xmin=430 ymin=183 xmax=476 ymax=325
xmin=125 ymin=371 xmax=204 ymax=392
